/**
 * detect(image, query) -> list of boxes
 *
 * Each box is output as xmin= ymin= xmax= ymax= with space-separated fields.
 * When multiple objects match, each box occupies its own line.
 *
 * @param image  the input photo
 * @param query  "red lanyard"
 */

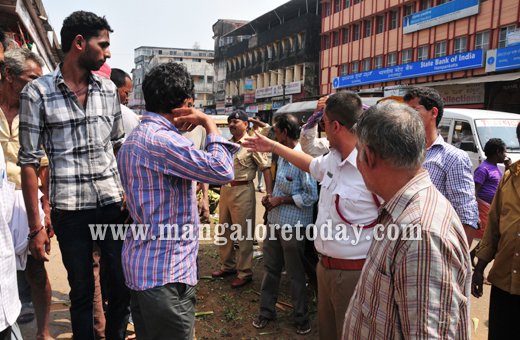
xmin=334 ymin=193 xmax=381 ymax=228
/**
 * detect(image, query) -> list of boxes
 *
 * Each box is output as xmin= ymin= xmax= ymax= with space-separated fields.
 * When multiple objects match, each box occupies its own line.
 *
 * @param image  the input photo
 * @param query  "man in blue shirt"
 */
xmin=404 ymin=87 xmax=478 ymax=245
xmin=253 ymin=113 xmax=318 ymax=335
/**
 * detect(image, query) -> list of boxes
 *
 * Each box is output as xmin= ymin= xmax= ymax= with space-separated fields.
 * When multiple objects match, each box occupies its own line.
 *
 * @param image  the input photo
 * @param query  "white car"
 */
xmin=439 ymin=109 xmax=520 ymax=172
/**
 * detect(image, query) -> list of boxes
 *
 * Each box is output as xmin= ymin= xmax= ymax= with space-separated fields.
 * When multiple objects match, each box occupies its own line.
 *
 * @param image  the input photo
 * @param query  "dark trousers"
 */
xmin=489 ymin=285 xmax=520 ymax=340
xmin=0 ymin=327 xmax=11 ymax=340
xmin=51 ymin=202 xmax=130 ymax=340
xmin=260 ymin=226 xmax=309 ymax=322
xmin=130 ymin=283 xmax=196 ymax=340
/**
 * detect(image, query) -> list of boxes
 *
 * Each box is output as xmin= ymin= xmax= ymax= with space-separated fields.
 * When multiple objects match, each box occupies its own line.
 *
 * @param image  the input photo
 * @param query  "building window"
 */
xmin=377 ymin=15 xmax=385 ymax=34
xmin=335 ymin=0 xmax=341 ymax=13
xmin=418 ymin=45 xmax=428 ymax=61
xmin=333 ymin=31 xmax=339 ymax=47
xmin=454 ymin=37 xmax=467 ymax=54
xmin=354 ymin=0 xmax=360 ymax=4
xmin=365 ymin=20 xmax=372 ymax=38
xmin=184 ymin=51 xmax=191 ymax=56
xmin=375 ymin=56 xmax=383 ymax=69
xmin=402 ymin=49 xmax=412 ymax=64
xmin=219 ymin=38 xmax=224 ymax=47
xmin=341 ymin=63 xmax=349 ymax=76
xmin=199 ymin=52 xmax=206 ymax=57
xmin=226 ymin=36 xmax=233 ymax=44
xmin=207 ymin=77 xmax=213 ymax=84
xmin=499 ymin=24 xmax=517 ymax=48
xmin=173 ymin=57 xmax=183 ymax=62
xmin=405 ymin=5 xmax=414 ymax=16
xmin=344 ymin=0 xmax=350 ymax=9
xmin=353 ymin=24 xmax=360 ymax=41
xmin=435 ymin=41 xmax=447 ymax=57
xmin=475 ymin=31 xmax=490 ymax=51
xmin=324 ymin=35 xmax=330 ymax=49
xmin=421 ymin=0 xmax=431 ymax=10
xmin=438 ymin=0 xmax=448 ymax=4
xmin=352 ymin=61 xmax=359 ymax=74
xmin=390 ymin=11 xmax=398 ymax=30
xmin=193 ymin=58 xmax=202 ymax=63
xmin=387 ymin=53 xmax=397 ymax=67
xmin=284 ymin=38 xmax=291 ymax=53
xmin=169 ymin=51 xmax=177 ymax=55
xmin=343 ymin=27 xmax=350 ymax=44
xmin=362 ymin=58 xmax=371 ymax=71
xmin=325 ymin=2 xmax=331 ymax=16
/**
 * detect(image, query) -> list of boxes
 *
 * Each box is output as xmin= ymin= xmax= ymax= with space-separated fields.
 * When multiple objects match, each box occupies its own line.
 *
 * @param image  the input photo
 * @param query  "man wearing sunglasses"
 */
xmin=243 ymin=91 xmax=379 ymax=340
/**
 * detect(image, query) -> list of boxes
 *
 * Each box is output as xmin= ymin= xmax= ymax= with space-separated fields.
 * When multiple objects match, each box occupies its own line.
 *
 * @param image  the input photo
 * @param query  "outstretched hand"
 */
xmin=243 ymin=130 xmax=276 ymax=153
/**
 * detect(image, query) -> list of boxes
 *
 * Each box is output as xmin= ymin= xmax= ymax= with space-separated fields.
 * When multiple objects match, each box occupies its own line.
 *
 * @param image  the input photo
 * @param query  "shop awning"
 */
xmin=405 ymin=72 xmax=520 ymax=87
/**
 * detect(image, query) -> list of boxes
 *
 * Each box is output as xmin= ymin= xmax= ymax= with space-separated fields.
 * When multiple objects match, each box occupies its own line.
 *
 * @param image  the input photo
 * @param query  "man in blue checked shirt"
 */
xmin=405 ymin=87 xmax=478 ymax=246
xmin=117 ymin=62 xmax=239 ymax=340
xmin=253 ymin=113 xmax=318 ymax=335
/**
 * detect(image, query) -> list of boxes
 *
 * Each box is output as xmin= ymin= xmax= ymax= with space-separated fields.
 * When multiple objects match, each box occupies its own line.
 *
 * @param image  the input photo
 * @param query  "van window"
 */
xmin=475 ymin=119 xmax=520 ymax=152
xmin=438 ymin=119 xmax=451 ymax=142
xmin=452 ymin=121 xmax=476 ymax=152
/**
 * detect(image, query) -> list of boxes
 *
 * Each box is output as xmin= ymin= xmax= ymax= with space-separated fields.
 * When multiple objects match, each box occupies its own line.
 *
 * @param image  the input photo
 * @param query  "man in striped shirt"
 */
xmin=342 ymin=101 xmax=471 ymax=339
xmin=117 ymin=62 xmax=238 ymax=340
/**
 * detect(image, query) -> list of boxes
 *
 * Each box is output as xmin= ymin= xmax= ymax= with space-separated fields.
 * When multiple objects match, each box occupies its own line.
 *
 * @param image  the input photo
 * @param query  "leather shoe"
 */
xmin=211 ymin=270 xmax=237 ymax=278
xmin=231 ymin=278 xmax=251 ymax=288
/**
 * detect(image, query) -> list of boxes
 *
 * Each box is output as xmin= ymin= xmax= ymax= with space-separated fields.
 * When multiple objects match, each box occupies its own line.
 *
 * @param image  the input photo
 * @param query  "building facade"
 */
xmin=321 ymin=0 xmax=520 ymax=112
xmin=0 ymin=0 xmax=62 ymax=73
xmin=212 ymin=0 xmax=322 ymax=121
xmin=130 ymin=46 xmax=214 ymax=115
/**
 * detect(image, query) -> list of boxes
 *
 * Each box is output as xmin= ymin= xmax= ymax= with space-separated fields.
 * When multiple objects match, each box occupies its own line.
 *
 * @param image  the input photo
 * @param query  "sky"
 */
xmin=43 ymin=0 xmax=288 ymax=75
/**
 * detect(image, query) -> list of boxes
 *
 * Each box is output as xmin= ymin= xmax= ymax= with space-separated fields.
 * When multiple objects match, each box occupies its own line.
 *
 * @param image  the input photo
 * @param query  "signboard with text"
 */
xmin=437 ymin=83 xmax=485 ymax=105
xmin=244 ymin=93 xmax=256 ymax=104
xmin=333 ymin=50 xmax=483 ymax=89
xmin=246 ymin=105 xmax=259 ymax=113
xmin=485 ymin=45 xmax=520 ymax=72
xmin=256 ymin=81 xmax=302 ymax=99
xmin=507 ymin=29 xmax=520 ymax=47
xmin=403 ymin=0 xmax=479 ymax=34
xmin=245 ymin=79 xmax=253 ymax=90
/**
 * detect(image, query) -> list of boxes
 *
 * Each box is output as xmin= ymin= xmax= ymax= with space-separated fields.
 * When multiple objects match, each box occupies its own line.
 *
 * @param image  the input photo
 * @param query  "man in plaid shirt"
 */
xmin=18 ymin=11 xmax=130 ymax=340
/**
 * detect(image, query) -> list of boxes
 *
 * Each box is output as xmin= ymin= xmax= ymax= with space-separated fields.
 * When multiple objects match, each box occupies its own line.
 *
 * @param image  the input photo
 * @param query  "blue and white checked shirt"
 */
xmin=423 ymin=135 xmax=478 ymax=229
xmin=268 ymin=143 xmax=318 ymax=227
xmin=117 ymin=112 xmax=239 ymax=290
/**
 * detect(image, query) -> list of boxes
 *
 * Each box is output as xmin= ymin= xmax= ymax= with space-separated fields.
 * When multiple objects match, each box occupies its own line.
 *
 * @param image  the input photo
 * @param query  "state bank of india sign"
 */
xmin=256 ymin=81 xmax=302 ymax=99
xmin=333 ymin=50 xmax=483 ymax=89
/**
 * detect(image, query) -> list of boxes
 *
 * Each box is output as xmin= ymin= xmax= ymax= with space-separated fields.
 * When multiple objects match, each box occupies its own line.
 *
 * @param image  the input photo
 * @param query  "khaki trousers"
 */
xmin=218 ymin=182 xmax=256 ymax=280
xmin=317 ymin=261 xmax=361 ymax=340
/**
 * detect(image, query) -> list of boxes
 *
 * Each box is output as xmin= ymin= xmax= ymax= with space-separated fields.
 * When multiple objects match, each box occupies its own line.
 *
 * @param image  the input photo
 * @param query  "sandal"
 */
xmin=252 ymin=315 xmax=270 ymax=329
xmin=17 ymin=302 xmax=35 ymax=324
xmin=296 ymin=320 xmax=311 ymax=335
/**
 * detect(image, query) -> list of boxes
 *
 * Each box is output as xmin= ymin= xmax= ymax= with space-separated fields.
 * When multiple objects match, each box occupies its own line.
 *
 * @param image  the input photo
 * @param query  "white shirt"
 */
xmin=121 ymin=105 xmax=140 ymax=140
xmin=0 ymin=148 xmax=21 ymax=331
xmin=309 ymin=148 xmax=379 ymax=260
xmin=299 ymin=125 xmax=330 ymax=158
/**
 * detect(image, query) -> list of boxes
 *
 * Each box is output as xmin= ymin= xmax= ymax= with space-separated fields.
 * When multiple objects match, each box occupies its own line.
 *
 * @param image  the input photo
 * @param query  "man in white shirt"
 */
xmin=111 ymin=68 xmax=140 ymax=138
xmin=243 ymin=91 xmax=379 ymax=340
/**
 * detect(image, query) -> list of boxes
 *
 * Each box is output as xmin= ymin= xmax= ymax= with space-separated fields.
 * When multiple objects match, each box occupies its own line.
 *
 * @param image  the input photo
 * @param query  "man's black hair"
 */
xmin=61 ymin=11 xmax=113 ymax=53
xmin=0 ymin=25 xmax=8 ymax=51
xmin=274 ymin=113 xmax=300 ymax=140
xmin=484 ymin=138 xmax=506 ymax=158
xmin=111 ymin=68 xmax=130 ymax=88
xmin=143 ymin=62 xmax=194 ymax=113
xmin=404 ymin=87 xmax=445 ymax=127
xmin=325 ymin=91 xmax=363 ymax=131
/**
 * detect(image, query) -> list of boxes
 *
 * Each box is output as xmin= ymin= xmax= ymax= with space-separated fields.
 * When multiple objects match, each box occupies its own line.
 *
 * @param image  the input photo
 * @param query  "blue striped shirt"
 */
xmin=268 ymin=143 xmax=318 ymax=227
xmin=423 ymin=135 xmax=478 ymax=229
xmin=117 ymin=112 xmax=239 ymax=291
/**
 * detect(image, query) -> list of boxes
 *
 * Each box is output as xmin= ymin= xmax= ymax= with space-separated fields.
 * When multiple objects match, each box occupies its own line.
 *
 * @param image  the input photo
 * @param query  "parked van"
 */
xmin=439 ymin=109 xmax=520 ymax=172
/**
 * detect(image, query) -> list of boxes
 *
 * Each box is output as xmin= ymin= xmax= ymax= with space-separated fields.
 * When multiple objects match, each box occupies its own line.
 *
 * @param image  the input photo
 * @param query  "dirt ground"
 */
xmin=19 ymin=188 xmax=493 ymax=340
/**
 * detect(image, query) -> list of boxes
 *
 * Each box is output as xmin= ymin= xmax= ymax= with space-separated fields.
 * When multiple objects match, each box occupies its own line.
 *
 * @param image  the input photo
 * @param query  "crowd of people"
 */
xmin=0 ymin=9 xmax=518 ymax=340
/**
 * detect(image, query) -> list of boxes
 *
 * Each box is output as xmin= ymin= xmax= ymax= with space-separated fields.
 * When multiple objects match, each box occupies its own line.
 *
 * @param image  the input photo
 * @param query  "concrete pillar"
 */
xmin=264 ymin=73 xmax=270 ymax=87
xmin=252 ymin=76 xmax=257 ymax=90
xmin=257 ymin=74 xmax=263 ymax=89
xmin=286 ymin=68 xmax=294 ymax=84
xmin=226 ymin=82 xmax=230 ymax=96
xmin=294 ymin=64 xmax=302 ymax=82
xmin=271 ymin=72 xmax=277 ymax=86
xmin=277 ymin=69 xmax=283 ymax=85
xmin=239 ymin=78 xmax=245 ymax=93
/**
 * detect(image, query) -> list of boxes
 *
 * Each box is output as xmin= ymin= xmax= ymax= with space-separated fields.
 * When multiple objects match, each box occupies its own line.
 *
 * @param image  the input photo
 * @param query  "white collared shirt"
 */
xmin=309 ymin=148 xmax=379 ymax=260
xmin=0 ymin=148 xmax=20 ymax=331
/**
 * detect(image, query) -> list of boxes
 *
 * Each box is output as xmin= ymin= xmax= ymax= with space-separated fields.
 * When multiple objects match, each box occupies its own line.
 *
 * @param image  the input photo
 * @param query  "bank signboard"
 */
xmin=486 ymin=44 xmax=520 ymax=72
xmin=403 ymin=0 xmax=479 ymax=34
xmin=256 ymin=81 xmax=302 ymax=99
xmin=333 ymin=50 xmax=483 ymax=89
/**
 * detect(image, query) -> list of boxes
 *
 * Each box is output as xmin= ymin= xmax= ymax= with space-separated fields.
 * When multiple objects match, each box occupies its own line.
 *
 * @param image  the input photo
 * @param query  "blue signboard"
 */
xmin=245 ymin=79 xmax=253 ymax=90
xmin=485 ymin=45 xmax=520 ymax=72
xmin=403 ymin=0 xmax=479 ymax=34
xmin=332 ymin=50 xmax=483 ymax=89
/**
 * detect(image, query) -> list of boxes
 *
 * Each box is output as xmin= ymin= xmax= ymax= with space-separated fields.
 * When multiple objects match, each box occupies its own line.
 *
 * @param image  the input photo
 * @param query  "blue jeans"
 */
xmin=52 ymin=202 xmax=130 ymax=340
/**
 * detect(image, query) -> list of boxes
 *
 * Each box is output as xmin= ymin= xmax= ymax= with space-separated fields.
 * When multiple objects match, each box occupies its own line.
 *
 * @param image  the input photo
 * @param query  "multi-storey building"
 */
xmin=130 ymin=46 xmax=214 ymax=115
xmin=321 ymin=0 xmax=520 ymax=112
xmin=212 ymin=0 xmax=322 ymax=122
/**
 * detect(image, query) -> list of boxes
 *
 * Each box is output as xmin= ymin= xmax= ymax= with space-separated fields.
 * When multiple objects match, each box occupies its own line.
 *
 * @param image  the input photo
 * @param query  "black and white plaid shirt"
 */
xmin=18 ymin=64 xmax=125 ymax=210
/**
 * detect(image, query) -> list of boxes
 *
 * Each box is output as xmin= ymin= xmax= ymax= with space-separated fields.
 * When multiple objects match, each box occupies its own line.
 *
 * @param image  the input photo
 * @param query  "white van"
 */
xmin=439 ymin=109 xmax=520 ymax=172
